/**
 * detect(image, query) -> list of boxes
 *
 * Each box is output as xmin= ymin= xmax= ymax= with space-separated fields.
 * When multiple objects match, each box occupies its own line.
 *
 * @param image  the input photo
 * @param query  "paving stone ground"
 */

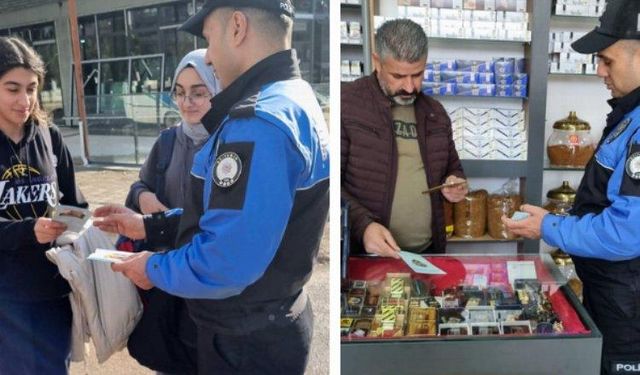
xmin=69 ymin=167 xmax=329 ymax=375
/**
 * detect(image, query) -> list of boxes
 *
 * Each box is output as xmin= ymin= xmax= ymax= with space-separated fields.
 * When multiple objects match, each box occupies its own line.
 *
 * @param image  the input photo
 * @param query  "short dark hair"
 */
xmin=375 ymin=19 xmax=428 ymax=63
xmin=0 ymin=36 xmax=49 ymax=125
xmin=236 ymin=7 xmax=293 ymax=40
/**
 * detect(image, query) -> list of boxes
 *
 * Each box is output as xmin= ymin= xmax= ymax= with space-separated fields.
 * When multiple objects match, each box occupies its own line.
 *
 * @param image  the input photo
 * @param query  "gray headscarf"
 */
xmin=171 ymin=49 xmax=221 ymax=145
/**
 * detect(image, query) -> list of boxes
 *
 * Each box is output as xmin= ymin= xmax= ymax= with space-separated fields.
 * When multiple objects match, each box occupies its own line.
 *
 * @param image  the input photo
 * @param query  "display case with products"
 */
xmin=341 ymin=254 xmax=602 ymax=375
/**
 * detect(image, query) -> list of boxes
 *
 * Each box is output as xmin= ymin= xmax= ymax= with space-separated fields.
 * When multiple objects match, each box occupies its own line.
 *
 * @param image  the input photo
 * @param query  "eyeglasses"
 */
xmin=171 ymin=91 xmax=212 ymax=106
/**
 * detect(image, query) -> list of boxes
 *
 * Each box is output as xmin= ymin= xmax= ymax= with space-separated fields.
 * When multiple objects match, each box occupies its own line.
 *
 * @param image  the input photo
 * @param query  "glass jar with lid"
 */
xmin=543 ymin=181 xmax=576 ymax=216
xmin=547 ymin=111 xmax=595 ymax=168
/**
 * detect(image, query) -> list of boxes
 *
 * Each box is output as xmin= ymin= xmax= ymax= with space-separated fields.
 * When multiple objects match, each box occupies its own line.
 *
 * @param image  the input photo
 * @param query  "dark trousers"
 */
xmin=197 ymin=300 xmax=313 ymax=375
xmin=581 ymin=274 xmax=640 ymax=375
xmin=0 ymin=297 xmax=72 ymax=375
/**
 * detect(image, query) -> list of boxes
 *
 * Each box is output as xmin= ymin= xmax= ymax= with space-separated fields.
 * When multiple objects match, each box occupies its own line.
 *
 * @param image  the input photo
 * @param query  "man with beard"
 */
xmin=341 ymin=19 xmax=467 ymax=258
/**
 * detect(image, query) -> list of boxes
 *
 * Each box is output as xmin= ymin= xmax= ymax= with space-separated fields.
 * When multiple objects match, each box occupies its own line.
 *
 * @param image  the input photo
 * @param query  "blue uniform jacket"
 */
xmin=542 ymin=105 xmax=640 ymax=261
xmin=144 ymin=77 xmax=329 ymax=299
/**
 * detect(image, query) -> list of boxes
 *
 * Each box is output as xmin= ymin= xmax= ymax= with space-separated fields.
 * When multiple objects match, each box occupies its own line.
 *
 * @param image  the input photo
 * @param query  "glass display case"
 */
xmin=341 ymin=254 xmax=602 ymax=375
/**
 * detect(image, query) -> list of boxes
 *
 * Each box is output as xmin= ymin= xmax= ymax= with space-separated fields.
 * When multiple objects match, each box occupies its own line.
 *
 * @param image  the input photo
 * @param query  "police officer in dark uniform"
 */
xmin=94 ymin=1 xmax=329 ymax=374
xmin=504 ymin=1 xmax=640 ymax=373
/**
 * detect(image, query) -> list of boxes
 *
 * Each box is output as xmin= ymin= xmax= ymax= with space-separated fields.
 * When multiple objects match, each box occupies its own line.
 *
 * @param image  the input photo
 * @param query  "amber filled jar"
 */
xmin=453 ymin=190 xmax=488 ymax=238
xmin=487 ymin=194 xmax=522 ymax=239
xmin=547 ymin=111 xmax=595 ymax=168
xmin=545 ymin=181 xmax=579 ymax=293
xmin=543 ymin=181 xmax=576 ymax=216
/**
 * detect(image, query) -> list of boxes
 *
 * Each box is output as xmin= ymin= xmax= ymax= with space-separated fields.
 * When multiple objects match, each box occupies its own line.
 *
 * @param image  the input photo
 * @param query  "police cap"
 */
xmin=180 ymin=0 xmax=294 ymax=38
xmin=572 ymin=0 xmax=640 ymax=54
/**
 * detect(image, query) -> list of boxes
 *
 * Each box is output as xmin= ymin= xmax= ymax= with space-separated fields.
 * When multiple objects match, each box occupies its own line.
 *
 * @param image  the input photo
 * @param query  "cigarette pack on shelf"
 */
xmin=436 ymin=8 xmax=463 ymax=20
xmin=548 ymin=30 xmax=598 ymax=75
xmin=456 ymin=59 xmax=494 ymax=73
xmin=554 ymin=0 xmax=605 ymax=17
xmin=341 ymin=59 xmax=350 ymax=78
xmin=471 ymin=9 xmax=497 ymax=21
xmin=471 ymin=21 xmax=496 ymax=39
xmin=493 ymin=108 xmax=525 ymax=129
xmin=462 ymin=125 xmax=493 ymax=140
xmin=341 ymin=60 xmax=363 ymax=82
xmin=496 ymin=84 xmax=527 ymax=98
xmin=340 ymin=21 xmax=348 ymax=43
xmin=423 ymin=69 xmax=437 ymax=82
xmin=428 ymin=60 xmax=458 ymax=71
xmin=460 ymin=137 xmax=494 ymax=159
xmin=493 ymin=124 xmax=526 ymax=140
xmin=476 ymin=72 xmax=495 ymax=84
xmin=494 ymin=137 xmax=528 ymax=160
xmin=423 ymin=82 xmax=457 ymax=95
xmin=348 ymin=21 xmax=362 ymax=44
xmin=457 ymin=83 xmax=496 ymax=97
xmin=399 ymin=5 xmax=429 ymax=18
xmin=441 ymin=70 xmax=478 ymax=84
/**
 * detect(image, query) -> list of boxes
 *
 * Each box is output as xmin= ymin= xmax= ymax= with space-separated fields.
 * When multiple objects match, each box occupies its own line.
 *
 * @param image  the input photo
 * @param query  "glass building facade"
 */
xmin=1 ymin=0 xmax=329 ymax=164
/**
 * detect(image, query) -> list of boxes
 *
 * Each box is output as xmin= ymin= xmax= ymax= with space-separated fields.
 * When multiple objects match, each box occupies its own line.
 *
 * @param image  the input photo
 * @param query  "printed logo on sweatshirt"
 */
xmin=0 ymin=163 xmax=58 ymax=211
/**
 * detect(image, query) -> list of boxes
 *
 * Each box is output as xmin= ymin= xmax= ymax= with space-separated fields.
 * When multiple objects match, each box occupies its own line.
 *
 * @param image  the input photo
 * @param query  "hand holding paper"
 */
xmin=88 ymin=249 xmax=135 ymax=264
xmin=398 ymin=251 xmax=446 ymax=274
xmin=52 ymin=205 xmax=92 ymax=245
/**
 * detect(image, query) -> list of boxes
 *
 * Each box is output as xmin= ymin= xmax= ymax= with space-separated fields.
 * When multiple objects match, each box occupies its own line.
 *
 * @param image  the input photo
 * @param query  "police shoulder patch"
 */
xmin=607 ymin=118 xmax=632 ymax=144
xmin=213 ymin=152 xmax=242 ymax=188
xmin=209 ymin=142 xmax=255 ymax=210
xmin=626 ymin=152 xmax=640 ymax=179
xmin=620 ymin=142 xmax=640 ymax=197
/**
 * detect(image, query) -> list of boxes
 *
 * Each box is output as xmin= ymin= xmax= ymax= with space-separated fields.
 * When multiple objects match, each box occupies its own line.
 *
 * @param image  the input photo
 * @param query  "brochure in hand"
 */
xmin=87 ymin=249 xmax=134 ymax=264
xmin=52 ymin=205 xmax=92 ymax=245
xmin=398 ymin=251 xmax=447 ymax=275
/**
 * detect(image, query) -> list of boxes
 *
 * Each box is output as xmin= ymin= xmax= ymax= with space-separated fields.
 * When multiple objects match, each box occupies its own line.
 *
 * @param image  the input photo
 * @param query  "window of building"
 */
xmin=128 ymin=1 xmax=193 ymax=91
xmin=98 ymin=11 xmax=127 ymax=58
xmin=79 ymin=16 xmax=98 ymax=60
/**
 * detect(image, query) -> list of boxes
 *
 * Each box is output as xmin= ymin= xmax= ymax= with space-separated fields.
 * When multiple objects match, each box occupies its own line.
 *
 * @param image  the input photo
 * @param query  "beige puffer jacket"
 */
xmin=46 ymin=226 xmax=143 ymax=363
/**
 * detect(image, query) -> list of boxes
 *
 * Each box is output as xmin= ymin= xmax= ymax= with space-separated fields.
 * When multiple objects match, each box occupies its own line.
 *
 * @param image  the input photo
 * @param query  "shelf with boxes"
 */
xmin=341 ymin=20 xmax=364 ymax=45
xmin=341 ymin=0 xmax=372 ymax=82
xmin=449 ymin=107 xmax=527 ymax=161
xmin=548 ymin=30 xmax=597 ymax=75
xmin=377 ymin=2 xmax=531 ymax=42
xmin=423 ymin=58 xmax=528 ymax=98
xmin=552 ymin=0 xmax=605 ymax=18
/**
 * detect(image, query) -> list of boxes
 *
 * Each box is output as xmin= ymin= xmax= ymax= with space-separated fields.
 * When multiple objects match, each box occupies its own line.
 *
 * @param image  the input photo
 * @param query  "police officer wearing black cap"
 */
xmin=504 ymin=1 xmax=640 ymax=373
xmin=93 ymin=0 xmax=329 ymax=374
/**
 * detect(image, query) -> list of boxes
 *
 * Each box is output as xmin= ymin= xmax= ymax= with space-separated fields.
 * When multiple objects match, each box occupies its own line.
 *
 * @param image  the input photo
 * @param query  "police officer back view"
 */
xmin=94 ymin=1 xmax=329 ymax=373
xmin=504 ymin=1 xmax=640 ymax=373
